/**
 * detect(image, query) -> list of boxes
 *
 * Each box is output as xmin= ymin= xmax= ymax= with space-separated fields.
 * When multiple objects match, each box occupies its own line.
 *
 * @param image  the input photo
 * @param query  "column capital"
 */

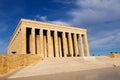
xmin=54 ymin=30 xmax=57 ymax=32
xmin=74 ymin=33 xmax=76 ymax=35
xmin=40 ymin=28 xmax=43 ymax=30
xmin=40 ymin=29 xmax=43 ymax=34
xmin=31 ymin=28 xmax=35 ymax=34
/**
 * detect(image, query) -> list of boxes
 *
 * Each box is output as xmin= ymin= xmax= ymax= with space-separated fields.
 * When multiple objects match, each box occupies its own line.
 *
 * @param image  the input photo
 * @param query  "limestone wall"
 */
xmin=0 ymin=54 xmax=41 ymax=75
xmin=8 ymin=23 xmax=23 ymax=54
xmin=107 ymin=54 xmax=120 ymax=58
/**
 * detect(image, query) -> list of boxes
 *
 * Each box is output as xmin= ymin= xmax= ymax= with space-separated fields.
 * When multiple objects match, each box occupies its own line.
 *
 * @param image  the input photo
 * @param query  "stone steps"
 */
xmin=8 ymin=56 xmax=120 ymax=79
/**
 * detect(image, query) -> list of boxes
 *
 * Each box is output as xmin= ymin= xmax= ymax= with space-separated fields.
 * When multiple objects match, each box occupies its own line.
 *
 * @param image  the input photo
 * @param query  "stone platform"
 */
xmin=6 ymin=56 xmax=120 ymax=79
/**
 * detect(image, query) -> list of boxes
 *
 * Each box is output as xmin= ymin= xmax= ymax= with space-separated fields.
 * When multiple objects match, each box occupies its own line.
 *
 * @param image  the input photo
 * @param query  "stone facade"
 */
xmin=8 ymin=19 xmax=90 ymax=58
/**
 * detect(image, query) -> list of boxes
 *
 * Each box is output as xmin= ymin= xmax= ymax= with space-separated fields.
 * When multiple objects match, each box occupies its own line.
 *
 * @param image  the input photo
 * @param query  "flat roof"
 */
xmin=20 ymin=18 xmax=86 ymax=31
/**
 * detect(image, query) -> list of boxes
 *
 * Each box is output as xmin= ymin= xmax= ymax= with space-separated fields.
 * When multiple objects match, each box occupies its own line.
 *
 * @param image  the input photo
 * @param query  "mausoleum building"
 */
xmin=8 ymin=19 xmax=90 ymax=58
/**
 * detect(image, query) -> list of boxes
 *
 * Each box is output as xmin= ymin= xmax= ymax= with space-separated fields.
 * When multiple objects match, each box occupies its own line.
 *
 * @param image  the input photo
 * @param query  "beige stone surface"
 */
xmin=79 ymin=34 xmax=84 ymax=57
xmin=54 ymin=31 xmax=59 ymax=57
xmin=68 ymin=33 xmax=74 ymax=56
xmin=73 ymin=33 xmax=79 ymax=56
xmin=0 ymin=54 xmax=41 ymax=75
xmin=8 ymin=18 xmax=90 ymax=58
xmin=107 ymin=53 xmax=120 ymax=58
xmin=8 ymin=56 xmax=120 ymax=79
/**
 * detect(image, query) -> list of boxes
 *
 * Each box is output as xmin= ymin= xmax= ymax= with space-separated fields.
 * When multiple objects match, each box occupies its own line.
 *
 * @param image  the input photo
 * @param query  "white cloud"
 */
xmin=49 ymin=20 xmax=70 ymax=26
xmin=34 ymin=15 xmax=47 ymax=21
xmin=33 ymin=0 xmax=120 ymax=54
xmin=40 ymin=16 xmax=47 ymax=21
xmin=89 ymin=36 xmax=114 ymax=48
xmin=64 ymin=0 xmax=120 ymax=53
xmin=68 ymin=0 xmax=120 ymax=25
xmin=34 ymin=15 xmax=70 ymax=26
xmin=53 ymin=0 xmax=74 ymax=4
xmin=89 ymin=29 xmax=120 ymax=49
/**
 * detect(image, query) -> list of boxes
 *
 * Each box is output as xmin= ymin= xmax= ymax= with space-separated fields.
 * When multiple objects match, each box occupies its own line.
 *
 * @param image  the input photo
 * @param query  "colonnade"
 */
xmin=26 ymin=28 xmax=90 ymax=58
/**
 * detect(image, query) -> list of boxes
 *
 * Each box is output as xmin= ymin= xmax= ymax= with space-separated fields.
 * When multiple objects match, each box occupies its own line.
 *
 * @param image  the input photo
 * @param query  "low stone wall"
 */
xmin=0 ymin=54 xmax=41 ymax=75
xmin=107 ymin=54 xmax=120 ymax=58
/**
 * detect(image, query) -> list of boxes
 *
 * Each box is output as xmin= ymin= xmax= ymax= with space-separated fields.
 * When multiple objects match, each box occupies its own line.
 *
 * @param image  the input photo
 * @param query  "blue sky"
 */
xmin=0 ymin=0 xmax=120 ymax=55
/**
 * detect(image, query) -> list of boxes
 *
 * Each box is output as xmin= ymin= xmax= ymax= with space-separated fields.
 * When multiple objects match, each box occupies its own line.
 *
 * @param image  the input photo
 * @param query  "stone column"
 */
xmin=51 ymin=33 xmax=54 ymax=56
xmin=36 ymin=30 xmax=40 ymax=55
xmin=62 ymin=32 xmax=68 ymax=57
xmin=47 ymin=30 xmax=52 ymax=57
xmin=83 ymin=33 xmax=90 ymax=56
xmin=21 ymin=27 xmax=26 ymax=54
xmin=73 ymin=33 xmax=79 ymax=57
xmin=68 ymin=33 xmax=73 ymax=57
xmin=58 ymin=36 xmax=62 ymax=57
xmin=31 ymin=28 xmax=36 ymax=54
xmin=79 ymin=34 xmax=84 ymax=57
xmin=54 ymin=31 xmax=59 ymax=57
xmin=40 ymin=29 xmax=44 ymax=57
xmin=43 ymin=34 xmax=47 ymax=57
xmin=66 ymin=34 xmax=68 ymax=57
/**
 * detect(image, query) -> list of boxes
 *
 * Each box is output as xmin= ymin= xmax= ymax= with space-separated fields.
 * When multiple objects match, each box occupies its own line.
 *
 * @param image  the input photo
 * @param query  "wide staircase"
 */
xmin=8 ymin=56 xmax=120 ymax=79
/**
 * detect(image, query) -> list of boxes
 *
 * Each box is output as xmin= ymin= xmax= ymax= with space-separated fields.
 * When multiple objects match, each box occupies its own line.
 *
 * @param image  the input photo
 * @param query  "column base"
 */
xmin=82 ymin=56 xmax=96 ymax=61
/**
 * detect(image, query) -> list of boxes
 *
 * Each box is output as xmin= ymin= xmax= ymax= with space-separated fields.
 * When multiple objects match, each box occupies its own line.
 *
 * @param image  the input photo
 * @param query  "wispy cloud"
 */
xmin=34 ymin=15 xmax=47 ymax=21
xmin=0 ymin=0 xmax=119 ymax=54
xmin=41 ymin=0 xmax=120 ymax=54
xmin=89 ymin=29 xmax=120 ymax=49
xmin=34 ymin=15 xmax=70 ymax=26
xmin=52 ymin=0 xmax=75 ymax=4
xmin=68 ymin=0 xmax=120 ymax=25
xmin=49 ymin=20 xmax=70 ymax=26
